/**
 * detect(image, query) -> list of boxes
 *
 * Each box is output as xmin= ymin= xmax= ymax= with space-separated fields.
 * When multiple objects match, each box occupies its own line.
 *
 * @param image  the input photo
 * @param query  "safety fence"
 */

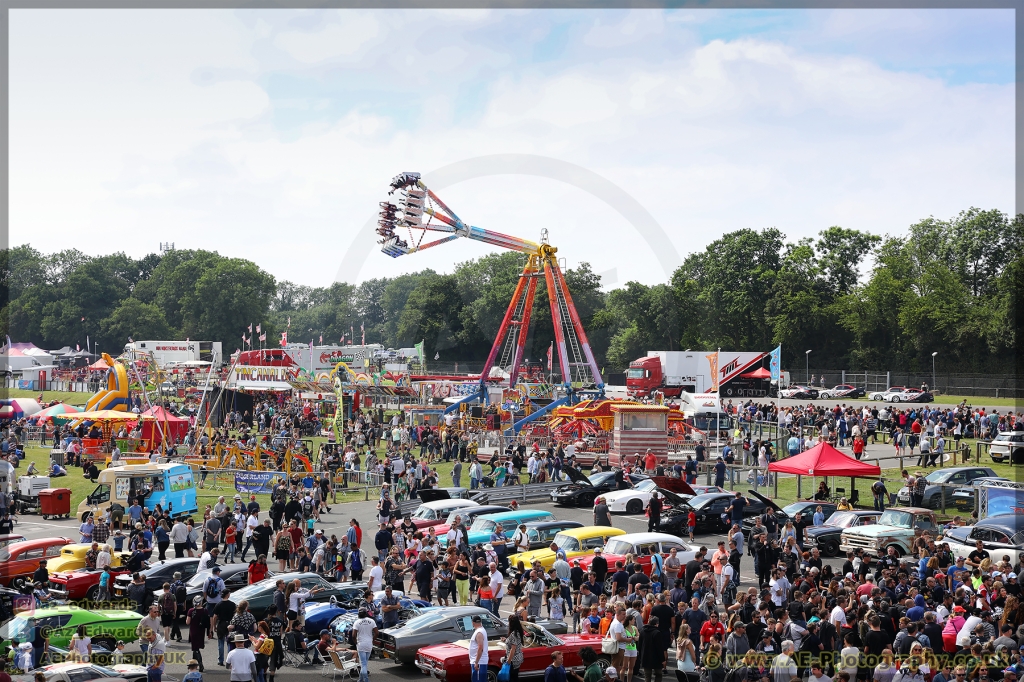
xmin=790 ymin=370 xmax=1019 ymax=399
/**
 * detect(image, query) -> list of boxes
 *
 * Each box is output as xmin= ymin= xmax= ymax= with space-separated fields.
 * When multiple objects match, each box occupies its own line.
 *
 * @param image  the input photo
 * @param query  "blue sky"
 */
xmin=10 ymin=9 xmax=1014 ymax=288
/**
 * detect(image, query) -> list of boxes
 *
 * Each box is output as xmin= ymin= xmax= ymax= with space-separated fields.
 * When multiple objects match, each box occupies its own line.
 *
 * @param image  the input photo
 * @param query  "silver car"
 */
xmin=989 ymin=432 xmax=1024 ymax=464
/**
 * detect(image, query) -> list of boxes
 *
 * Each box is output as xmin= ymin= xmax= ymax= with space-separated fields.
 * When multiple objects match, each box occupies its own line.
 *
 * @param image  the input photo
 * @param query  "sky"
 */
xmin=10 ymin=8 xmax=1014 ymax=289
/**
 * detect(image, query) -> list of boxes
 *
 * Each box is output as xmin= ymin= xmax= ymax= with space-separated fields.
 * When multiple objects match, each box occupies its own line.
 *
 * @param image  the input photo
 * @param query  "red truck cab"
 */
xmin=626 ymin=357 xmax=669 ymax=398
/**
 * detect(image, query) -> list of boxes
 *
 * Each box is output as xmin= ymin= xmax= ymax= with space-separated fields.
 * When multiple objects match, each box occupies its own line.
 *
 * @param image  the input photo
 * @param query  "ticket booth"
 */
xmin=608 ymin=404 xmax=668 ymax=466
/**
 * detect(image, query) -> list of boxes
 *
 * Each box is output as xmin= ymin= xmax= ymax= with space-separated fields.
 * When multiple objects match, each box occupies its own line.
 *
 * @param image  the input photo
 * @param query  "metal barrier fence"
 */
xmin=468 ymin=481 xmax=565 ymax=506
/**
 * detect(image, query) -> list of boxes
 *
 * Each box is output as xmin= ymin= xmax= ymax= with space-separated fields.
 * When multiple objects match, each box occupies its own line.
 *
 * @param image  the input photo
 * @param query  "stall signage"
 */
xmin=229 ymin=365 xmax=300 ymax=383
xmin=235 ymin=471 xmax=287 ymax=494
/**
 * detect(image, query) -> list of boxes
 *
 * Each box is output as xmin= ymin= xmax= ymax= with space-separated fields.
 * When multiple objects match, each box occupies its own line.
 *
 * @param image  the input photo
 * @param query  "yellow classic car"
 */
xmin=45 ymin=543 xmax=124 ymax=574
xmin=507 ymin=526 xmax=626 ymax=573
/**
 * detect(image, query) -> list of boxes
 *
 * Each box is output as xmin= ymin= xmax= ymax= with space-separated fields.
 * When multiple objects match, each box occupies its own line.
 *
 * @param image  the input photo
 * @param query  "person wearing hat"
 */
xmin=225 ymin=633 xmax=256 ymax=682
xmin=182 ymin=659 xmax=202 ymax=682
xmin=469 ymin=614 xmax=489 ymax=682
xmin=351 ymin=607 xmax=377 ymax=682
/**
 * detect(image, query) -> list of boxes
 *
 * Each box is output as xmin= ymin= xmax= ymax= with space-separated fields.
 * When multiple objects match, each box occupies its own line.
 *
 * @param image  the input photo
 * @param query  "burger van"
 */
xmin=77 ymin=462 xmax=198 ymax=522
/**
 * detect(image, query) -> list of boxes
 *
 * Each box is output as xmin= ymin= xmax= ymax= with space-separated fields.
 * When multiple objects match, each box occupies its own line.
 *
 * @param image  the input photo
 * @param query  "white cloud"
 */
xmin=8 ymin=9 xmax=1013 ymax=292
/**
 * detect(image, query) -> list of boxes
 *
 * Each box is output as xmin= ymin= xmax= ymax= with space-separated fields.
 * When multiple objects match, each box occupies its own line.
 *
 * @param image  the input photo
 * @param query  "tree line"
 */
xmin=2 ymin=207 xmax=1018 ymax=374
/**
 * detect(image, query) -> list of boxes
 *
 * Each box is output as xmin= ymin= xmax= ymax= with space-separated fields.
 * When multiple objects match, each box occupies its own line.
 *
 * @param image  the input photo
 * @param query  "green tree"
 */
xmin=100 ymin=298 xmax=173 ymax=346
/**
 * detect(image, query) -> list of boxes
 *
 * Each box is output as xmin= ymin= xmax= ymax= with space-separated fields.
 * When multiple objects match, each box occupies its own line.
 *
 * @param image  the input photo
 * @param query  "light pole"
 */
xmin=805 ymin=350 xmax=812 ymax=385
xmin=931 ymin=352 xmax=938 ymax=392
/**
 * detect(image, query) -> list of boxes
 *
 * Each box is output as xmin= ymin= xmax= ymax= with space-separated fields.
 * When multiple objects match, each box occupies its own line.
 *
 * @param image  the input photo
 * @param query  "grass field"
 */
xmin=4 ymin=388 xmax=91 ymax=405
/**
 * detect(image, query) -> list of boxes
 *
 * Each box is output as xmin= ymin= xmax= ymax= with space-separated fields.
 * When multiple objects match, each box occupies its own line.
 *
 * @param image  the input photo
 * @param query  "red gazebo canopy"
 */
xmin=768 ymin=442 xmax=881 ymax=477
xmin=739 ymin=367 xmax=771 ymax=379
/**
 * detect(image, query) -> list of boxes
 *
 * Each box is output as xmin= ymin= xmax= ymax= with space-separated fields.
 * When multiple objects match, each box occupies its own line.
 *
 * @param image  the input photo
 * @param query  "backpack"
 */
xmin=175 ymin=582 xmax=187 ymax=604
xmin=205 ymin=577 xmax=220 ymax=599
xmin=302 ymin=499 xmax=313 ymax=517
xmin=161 ymin=591 xmax=176 ymax=616
xmin=257 ymin=637 xmax=275 ymax=656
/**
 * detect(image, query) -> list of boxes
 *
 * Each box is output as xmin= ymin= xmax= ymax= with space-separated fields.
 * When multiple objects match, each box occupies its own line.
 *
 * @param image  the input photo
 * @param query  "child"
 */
xmin=182 ymin=659 xmax=203 ymax=682
xmin=224 ymin=524 xmax=237 ymax=563
xmin=113 ymin=641 xmax=126 ymax=665
xmin=305 ymin=515 xmax=315 ymax=538
xmin=112 ymin=529 xmax=126 ymax=553
xmin=97 ymin=567 xmax=111 ymax=602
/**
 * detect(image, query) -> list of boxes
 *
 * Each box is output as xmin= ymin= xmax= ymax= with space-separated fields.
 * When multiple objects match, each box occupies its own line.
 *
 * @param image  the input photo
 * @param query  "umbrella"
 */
xmin=553 ymin=418 xmax=599 ymax=439
xmin=33 ymin=403 xmax=83 ymax=424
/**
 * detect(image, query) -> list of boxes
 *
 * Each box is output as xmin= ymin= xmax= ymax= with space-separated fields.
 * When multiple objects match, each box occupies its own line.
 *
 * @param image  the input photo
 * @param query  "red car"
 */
xmin=0 ymin=536 xmax=74 ymax=587
xmin=48 ymin=564 xmax=132 ymax=600
xmin=415 ymin=622 xmax=604 ymax=681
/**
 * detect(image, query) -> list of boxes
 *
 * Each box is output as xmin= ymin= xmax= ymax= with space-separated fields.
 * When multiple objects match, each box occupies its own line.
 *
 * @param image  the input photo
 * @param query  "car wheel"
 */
xmin=87 ymin=584 xmax=101 ymax=601
xmin=11 ymin=577 xmax=26 ymax=590
xmin=487 ymin=667 xmax=500 ymax=682
xmin=596 ymin=655 xmax=613 ymax=670
xmin=578 ymin=492 xmax=596 ymax=506
xmin=890 ymin=396 xmax=900 ymax=402
xmin=823 ymin=539 xmax=840 ymax=557
xmin=94 ymin=637 xmax=116 ymax=652
xmin=626 ymin=499 xmax=643 ymax=514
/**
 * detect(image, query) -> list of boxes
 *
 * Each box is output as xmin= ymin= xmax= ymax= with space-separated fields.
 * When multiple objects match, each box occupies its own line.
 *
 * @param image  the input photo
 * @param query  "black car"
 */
xmin=112 ymin=557 xmax=201 ymax=607
xmin=741 ymin=492 xmax=839 ymax=544
xmin=658 ymin=491 xmax=769 ymax=535
xmin=378 ymin=604 xmax=567 ymax=665
xmin=230 ymin=572 xmax=355 ymax=621
xmin=824 ymin=384 xmax=867 ymax=399
xmin=803 ymin=510 xmax=880 ymax=557
xmin=184 ymin=563 xmax=275 ymax=607
xmin=551 ymin=469 xmax=647 ymax=506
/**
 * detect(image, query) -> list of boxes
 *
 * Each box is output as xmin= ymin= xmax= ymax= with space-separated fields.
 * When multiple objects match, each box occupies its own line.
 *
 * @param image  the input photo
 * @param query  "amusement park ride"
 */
xmin=377 ymin=172 xmax=605 ymax=433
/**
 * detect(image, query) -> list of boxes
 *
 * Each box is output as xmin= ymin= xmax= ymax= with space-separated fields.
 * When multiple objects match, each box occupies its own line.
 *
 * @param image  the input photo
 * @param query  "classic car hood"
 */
xmin=510 ymin=548 xmax=556 ymax=565
xmin=804 ymin=525 xmax=840 ymax=537
xmin=563 ymin=467 xmax=590 ymax=485
xmin=746 ymin=489 xmax=784 ymax=513
xmin=650 ymin=476 xmax=696 ymax=496
xmin=843 ymin=524 xmax=909 ymax=538
xmin=417 ymin=489 xmax=452 ymax=503
xmin=418 ymin=638 xmax=505 ymax=657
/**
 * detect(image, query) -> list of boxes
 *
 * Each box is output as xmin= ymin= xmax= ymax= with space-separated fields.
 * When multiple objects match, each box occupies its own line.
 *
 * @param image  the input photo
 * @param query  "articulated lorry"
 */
xmin=626 ymin=351 xmax=770 ymax=399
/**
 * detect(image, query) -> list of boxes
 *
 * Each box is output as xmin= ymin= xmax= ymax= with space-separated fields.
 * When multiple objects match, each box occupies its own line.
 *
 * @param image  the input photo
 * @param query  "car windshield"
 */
xmin=878 ymin=510 xmax=914 ymax=528
xmin=85 ymin=666 xmax=124 ymax=678
xmin=412 ymin=508 xmax=436 ymax=520
xmin=0 ymin=616 xmax=30 ymax=641
xmin=633 ymin=480 xmax=657 ymax=492
xmin=994 ymin=434 xmax=1012 ymax=442
xmin=187 ymin=570 xmax=214 ymax=587
xmin=604 ymin=538 xmax=634 ymax=555
xmin=626 ymin=369 xmax=645 ymax=379
xmin=825 ymin=512 xmax=859 ymax=528
xmin=687 ymin=494 xmax=726 ymax=510
xmin=470 ymin=519 xmax=496 ymax=533
xmin=553 ymin=534 xmax=580 ymax=552
xmin=925 ymin=471 xmax=951 ymax=483
xmin=781 ymin=502 xmax=813 ymax=516
xmin=587 ymin=472 xmax=614 ymax=486
xmin=403 ymin=611 xmax=449 ymax=630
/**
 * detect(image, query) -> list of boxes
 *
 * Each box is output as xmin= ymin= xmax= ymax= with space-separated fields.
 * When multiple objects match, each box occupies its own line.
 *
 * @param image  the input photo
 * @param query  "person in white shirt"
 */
xmin=198 ymin=548 xmax=220 ymax=572
xmin=956 ymin=613 xmax=982 ymax=647
xmin=468 ymin=614 xmax=488 ymax=682
xmin=769 ymin=568 xmax=790 ymax=607
xmin=225 ymin=634 xmax=256 ymax=681
xmin=488 ymin=562 xmax=504 ymax=617
xmin=367 ymin=556 xmax=384 ymax=592
xmin=830 ymin=597 xmax=849 ymax=628
xmin=169 ymin=520 xmax=190 ymax=559
xmin=96 ymin=545 xmax=112 ymax=570
xmin=352 ymin=607 xmax=378 ymax=682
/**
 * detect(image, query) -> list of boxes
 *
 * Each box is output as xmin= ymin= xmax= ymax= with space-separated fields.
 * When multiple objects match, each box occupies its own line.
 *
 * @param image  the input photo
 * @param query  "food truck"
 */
xmin=77 ymin=462 xmax=198 ymax=522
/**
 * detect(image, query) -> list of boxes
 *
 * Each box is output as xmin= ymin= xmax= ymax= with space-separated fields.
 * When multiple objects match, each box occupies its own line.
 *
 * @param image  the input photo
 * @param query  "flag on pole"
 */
xmin=256 ymin=324 xmax=261 ymax=334
xmin=547 ymin=342 xmax=553 ymax=372
xmin=280 ymin=331 xmax=288 ymax=347
xmin=415 ymin=341 xmax=424 ymax=367
xmin=86 ymin=336 xmax=90 ymax=353
xmin=259 ymin=333 xmax=266 ymax=342
xmin=769 ymin=344 xmax=782 ymax=383
xmin=350 ymin=326 xmax=354 ymax=345
xmin=248 ymin=323 xmax=253 ymax=334
xmin=434 ymin=351 xmax=440 ymax=360
xmin=76 ymin=343 xmax=80 ymax=351
xmin=319 ymin=335 xmax=323 ymax=344
xmin=287 ymin=317 xmax=291 ymax=328
xmin=707 ymin=352 xmax=720 ymax=392
xmin=242 ymin=333 xmax=246 ymax=344
xmin=361 ymin=323 xmax=365 ymax=345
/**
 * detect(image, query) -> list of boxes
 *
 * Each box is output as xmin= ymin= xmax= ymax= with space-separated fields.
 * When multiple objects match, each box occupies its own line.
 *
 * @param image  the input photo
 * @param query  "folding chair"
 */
xmin=326 ymin=649 xmax=360 ymax=681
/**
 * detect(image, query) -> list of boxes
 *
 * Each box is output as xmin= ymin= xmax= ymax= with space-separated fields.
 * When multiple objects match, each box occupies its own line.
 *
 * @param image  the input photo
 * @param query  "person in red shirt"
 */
xmin=700 ymin=611 xmax=726 ymax=645
xmin=644 ymin=449 xmax=657 ymax=473
xmin=687 ymin=511 xmax=697 ymax=542
xmin=852 ymin=436 xmax=865 ymax=460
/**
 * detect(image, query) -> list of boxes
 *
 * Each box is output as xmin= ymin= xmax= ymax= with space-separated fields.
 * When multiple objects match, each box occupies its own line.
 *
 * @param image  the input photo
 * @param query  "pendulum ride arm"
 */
xmin=376 ymin=172 xmax=605 ymax=413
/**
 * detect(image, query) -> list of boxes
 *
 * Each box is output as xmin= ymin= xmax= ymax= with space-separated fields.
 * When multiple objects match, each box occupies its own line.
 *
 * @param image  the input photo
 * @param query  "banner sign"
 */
xmin=981 ymin=486 xmax=1024 ymax=517
xmin=769 ymin=345 xmax=781 ymax=383
xmin=234 ymin=471 xmax=287 ymax=494
xmin=229 ymin=365 xmax=301 ymax=383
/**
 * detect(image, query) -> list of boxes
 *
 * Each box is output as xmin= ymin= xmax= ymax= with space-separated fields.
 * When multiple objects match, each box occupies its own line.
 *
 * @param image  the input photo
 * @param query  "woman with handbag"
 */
xmin=501 ymin=615 xmax=525 ymax=682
